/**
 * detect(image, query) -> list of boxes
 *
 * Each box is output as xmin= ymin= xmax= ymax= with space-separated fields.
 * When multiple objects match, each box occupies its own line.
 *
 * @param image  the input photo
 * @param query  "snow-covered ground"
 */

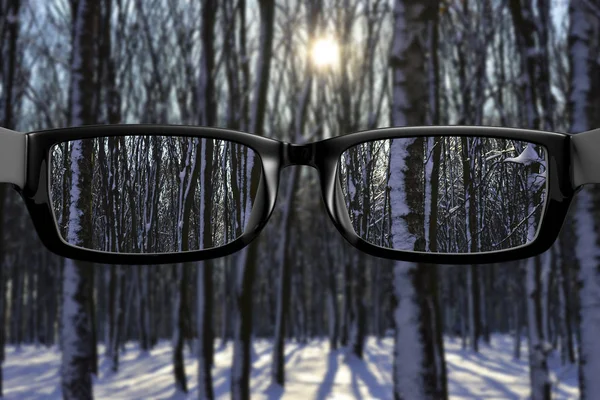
xmin=1 ymin=334 xmax=578 ymax=399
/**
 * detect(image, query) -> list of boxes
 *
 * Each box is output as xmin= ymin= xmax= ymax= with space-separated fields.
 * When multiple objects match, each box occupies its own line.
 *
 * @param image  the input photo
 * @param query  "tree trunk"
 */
xmin=61 ymin=0 xmax=98 ymax=397
xmin=0 ymin=188 xmax=6 ymax=398
xmin=271 ymin=170 xmax=299 ymax=386
xmin=325 ymin=236 xmax=339 ymax=351
xmin=508 ymin=3 xmax=554 ymax=398
xmin=231 ymin=0 xmax=275 ymax=398
xmin=172 ymin=264 xmax=188 ymax=393
xmin=231 ymin=246 xmax=258 ymax=400
xmin=340 ymin=259 xmax=352 ymax=347
xmin=110 ymin=266 xmax=125 ymax=373
xmin=526 ymin=255 xmax=551 ymax=400
xmin=390 ymin=2 xmax=446 ymax=398
xmin=88 ymin=270 xmax=98 ymax=376
xmin=570 ymin=0 xmax=600 ymax=398
xmin=479 ymin=268 xmax=490 ymax=344
xmin=0 ymin=6 xmax=21 ymax=374
xmin=512 ymin=272 xmax=523 ymax=360
xmin=195 ymin=2 xmax=217 ymax=396
xmin=196 ymin=261 xmax=214 ymax=399
xmin=349 ymin=254 xmax=366 ymax=359
xmin=557 ymin=236 xmax=576 ymax=364
xmin=136 ymin=266 xmax=150 ymax=352
xmin=104 ymin=267 xmax=115 ymax=360
xmin=467 ymin=265 xmax=480 ymax=352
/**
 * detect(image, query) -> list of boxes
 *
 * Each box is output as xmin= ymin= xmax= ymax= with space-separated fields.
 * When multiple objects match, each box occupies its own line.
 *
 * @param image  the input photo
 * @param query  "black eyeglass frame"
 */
xmin=17 ymin=124 xmax=575 ymax=265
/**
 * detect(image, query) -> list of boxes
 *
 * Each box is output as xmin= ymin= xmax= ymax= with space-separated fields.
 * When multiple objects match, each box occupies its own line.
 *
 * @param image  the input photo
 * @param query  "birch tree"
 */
xmin=0 ymin=2 xmax=589 ymax=400
xmin=61 ymin=0 xmax=98 ymax=397
xmin=389 ymin=1 xmax=447 ymax=399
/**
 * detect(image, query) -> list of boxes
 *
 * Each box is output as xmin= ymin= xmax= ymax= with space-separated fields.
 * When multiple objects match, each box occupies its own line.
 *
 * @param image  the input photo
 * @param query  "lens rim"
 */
xmin=20 ymin=124 xmax=282 ymax=265
xmin=17 ymin=124 xmax=575 ymax=265
xmin=315 ymin=125 xmax=574 ymax=264
xmin=48 ymin=135 xmax=265 ymax=254
xmin=337 ymin=135 xmax=550 ymax=255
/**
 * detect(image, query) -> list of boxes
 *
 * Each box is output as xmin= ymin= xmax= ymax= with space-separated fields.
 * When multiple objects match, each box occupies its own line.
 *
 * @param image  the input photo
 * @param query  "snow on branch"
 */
xmin=503 ymin=144 xmax=543 ymax=166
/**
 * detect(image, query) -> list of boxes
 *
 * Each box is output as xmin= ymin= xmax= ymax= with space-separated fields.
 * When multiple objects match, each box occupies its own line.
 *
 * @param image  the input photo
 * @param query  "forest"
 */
xmin=0 ymin=0 xmax=599 ymax=399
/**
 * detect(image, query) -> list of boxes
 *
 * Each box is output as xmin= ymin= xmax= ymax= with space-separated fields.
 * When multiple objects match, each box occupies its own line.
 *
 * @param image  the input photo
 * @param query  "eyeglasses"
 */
xmin=0 ymin=124 xmax=595 ymax=265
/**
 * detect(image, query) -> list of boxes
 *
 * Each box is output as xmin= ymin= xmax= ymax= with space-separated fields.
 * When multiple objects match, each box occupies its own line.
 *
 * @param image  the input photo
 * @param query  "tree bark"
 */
xmin=0 ymin=0 xmax=21 ymax=394
xmin=61 ymin=0 xmax=98 ymax=397
xmin=231 ymin=1 xmax=275 ymax=398
xmin=390 ymin=1 xmax=446 ymax=399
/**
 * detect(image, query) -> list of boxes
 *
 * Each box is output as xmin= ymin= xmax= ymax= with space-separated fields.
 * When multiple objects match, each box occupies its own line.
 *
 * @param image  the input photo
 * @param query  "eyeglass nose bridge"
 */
xmin=283 ymin=142 xmax=318 ymax=168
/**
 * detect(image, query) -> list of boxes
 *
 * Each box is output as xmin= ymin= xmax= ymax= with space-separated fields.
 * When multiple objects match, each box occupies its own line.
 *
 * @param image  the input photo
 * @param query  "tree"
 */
xmin=570 ymin=0 xmax=600 ymax=398
xmin=231 ymin=0 xmax=275 ymax=398
xmin=389 ymin=1 xmax=447 ymax=399
xmin=0 ymin=0 xmax=22 ymax=395
xmin=196 ymin=0 xmax=217 ymax=397
xmin=61 ymin=1 xmax=98 ymax=397
xmin=0 ymin=1 xmax=590 ymax=399
xmin=509 ymin=1 xmax=557 ymax=397
xmin=271 ymin=0 xmax=320 ymax=387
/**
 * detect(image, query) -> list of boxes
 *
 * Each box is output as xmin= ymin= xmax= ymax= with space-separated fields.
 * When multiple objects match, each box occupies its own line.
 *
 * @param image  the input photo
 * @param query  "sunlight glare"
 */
xmin=311 ymin=37 xmax=340 ymax=68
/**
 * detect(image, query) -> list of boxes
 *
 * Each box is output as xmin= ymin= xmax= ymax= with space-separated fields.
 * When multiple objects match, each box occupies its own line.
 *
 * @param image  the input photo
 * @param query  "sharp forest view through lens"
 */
xmin=50 ymin=137 xmax=261 ymax=253
xmin=1 ymin=0 xmax=599 ymax=399
xmin=340 ymin=137 xmax=547 ymax=252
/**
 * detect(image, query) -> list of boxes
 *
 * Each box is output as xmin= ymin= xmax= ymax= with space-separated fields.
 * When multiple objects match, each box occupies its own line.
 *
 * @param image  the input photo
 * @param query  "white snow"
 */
xmin=0 ymin=335 xmax=578 ymax=399
xmin=503 ymin=144 xmax=541 ymax=166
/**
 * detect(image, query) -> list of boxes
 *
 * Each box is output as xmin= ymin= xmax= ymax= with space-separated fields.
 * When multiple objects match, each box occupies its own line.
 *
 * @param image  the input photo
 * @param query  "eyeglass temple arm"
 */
xmin=571 ymin=128 xmax=600 ymax=188
xmin=0 ymin=126 xmax=26 ymax=190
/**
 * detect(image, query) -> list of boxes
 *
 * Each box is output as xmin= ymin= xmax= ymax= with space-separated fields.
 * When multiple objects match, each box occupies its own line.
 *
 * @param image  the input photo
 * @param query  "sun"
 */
xmin=310 ymin=37 xmax=340 ymax=68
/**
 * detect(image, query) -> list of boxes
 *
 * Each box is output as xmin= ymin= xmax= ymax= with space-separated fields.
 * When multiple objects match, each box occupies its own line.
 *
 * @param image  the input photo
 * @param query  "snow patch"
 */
xmin=0 ymin=335 xmax=579 ymax=399
xmin=504 ymin=144 xmax=542 ymax=166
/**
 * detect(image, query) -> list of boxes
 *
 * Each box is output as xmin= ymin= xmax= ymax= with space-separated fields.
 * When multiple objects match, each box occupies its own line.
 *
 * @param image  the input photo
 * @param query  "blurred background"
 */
xmin=0 ymin=0 xmax=597 ymax=398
